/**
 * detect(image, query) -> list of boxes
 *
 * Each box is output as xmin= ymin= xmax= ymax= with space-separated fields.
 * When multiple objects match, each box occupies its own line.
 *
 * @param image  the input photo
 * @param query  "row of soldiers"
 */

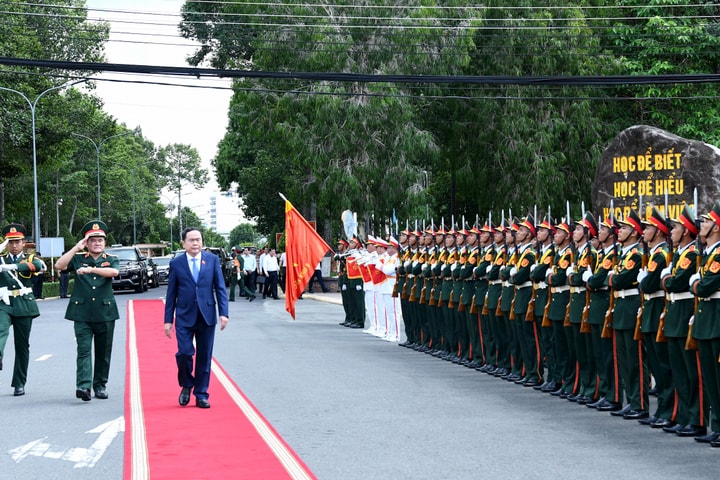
xmin=388 ymin=202 xmax=720 ymax=448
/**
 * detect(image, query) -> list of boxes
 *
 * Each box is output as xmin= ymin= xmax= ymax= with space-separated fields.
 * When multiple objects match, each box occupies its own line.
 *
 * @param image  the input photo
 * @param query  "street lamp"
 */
xmin=72 ymin=130 xmax=136 ymax=220
xmin=0 ymin=79 xmax=86 ymax=245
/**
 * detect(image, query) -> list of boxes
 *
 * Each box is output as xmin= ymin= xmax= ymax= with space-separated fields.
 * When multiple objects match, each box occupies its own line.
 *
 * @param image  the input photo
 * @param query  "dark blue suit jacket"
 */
xmin=164 ymin=251 xmax=229 ymax=326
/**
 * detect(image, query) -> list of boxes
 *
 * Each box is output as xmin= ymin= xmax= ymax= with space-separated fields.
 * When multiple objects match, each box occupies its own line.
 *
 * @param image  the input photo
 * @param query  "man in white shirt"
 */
xmin=241 ymin=248 xmax=257 ymax=292
xmin=262 ymin=248 xmax=280 ymax=299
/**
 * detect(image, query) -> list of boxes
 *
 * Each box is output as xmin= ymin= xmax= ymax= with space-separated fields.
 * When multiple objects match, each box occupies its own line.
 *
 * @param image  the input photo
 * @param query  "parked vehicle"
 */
xmin=153 ymin=255 xmax=172 ymax=284
xmin=105 ymin=246 xmax=149 ymax=293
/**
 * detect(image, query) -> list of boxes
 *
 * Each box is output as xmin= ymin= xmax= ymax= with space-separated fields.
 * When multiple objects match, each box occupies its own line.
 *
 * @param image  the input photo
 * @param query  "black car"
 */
xmin=105 ymin=246 xmax=149 ymax=293
xmin=153 ymin=255 xmax=172 ymax=284
xmin=171 ymin=248 xmax=234 ymax=286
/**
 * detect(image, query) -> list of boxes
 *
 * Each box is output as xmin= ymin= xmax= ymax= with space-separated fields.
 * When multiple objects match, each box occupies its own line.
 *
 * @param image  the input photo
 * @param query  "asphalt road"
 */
xmin=1 ymin=287 xmax=717 ymax=479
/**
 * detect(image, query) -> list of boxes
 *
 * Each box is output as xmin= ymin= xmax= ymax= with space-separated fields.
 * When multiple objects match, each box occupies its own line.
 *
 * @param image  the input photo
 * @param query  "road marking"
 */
xmin=34 ymin=354 xmax=52 ymax=361
xmin=8 ymin=416 xmax=124 ymax=468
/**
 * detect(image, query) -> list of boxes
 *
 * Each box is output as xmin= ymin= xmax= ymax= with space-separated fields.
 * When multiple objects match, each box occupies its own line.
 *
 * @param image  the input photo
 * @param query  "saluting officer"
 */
xmin=55 ymin=221 xmax=120 ymax=401
xmin=0 ymin=223 xmax=44 ymax=396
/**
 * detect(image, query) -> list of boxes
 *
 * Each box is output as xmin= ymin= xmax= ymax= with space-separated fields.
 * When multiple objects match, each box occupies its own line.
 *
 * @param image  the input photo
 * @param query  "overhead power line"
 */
xmin=3 ymin=56 xmax=720 ymax=87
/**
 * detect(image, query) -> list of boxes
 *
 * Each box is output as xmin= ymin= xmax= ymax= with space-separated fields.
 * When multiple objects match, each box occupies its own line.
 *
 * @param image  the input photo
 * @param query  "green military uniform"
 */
xmin=530 ymin=218 xmax=555 ymax=391
xmin=61 ymin=221 xmax=120 ymax=400
xmin=608 ymin=209 xmax=649 ymax=416
xmin=547 ymin=222 xmax=574 ymax=396
xmin=661 ymin=205 xmax=704 ymax=434
xmin=510 ymin=215 xmax=539 ymax=385
xmin=451 ymin=227 xmax=469 ymax=362
xmin=461 ymin=226 xmax=482 ymax=367
xmin=335 ymin=239 xmax=350 ymax=326
xmin=690 ymin=202 xmax=720 ymax=440
xmin=429 ymin=231 xmax=446 ymax=353
xmin=586 ymin=220 xmax=620 ymax=409
xmin=473 ymin=224 xmax=495 ymax=370
xmin=499 ymin=221 xmax=519 ymax=380
xmin=343 ymin=239 xmax=366 ymax=328
xmin=486 ymin=230 xmax=508 ymax=375
xmin=638 ymin=206 xmax=673 ymax=424
xmin=439 ymin=235 xmax=457 ymax=358
xmin=0 ymin=223 xmax=43 ymax=395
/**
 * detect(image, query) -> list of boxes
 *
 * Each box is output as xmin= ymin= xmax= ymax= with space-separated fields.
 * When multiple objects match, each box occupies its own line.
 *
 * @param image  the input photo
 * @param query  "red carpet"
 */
xmin=124 ymin=299 xmax=316 ymax=480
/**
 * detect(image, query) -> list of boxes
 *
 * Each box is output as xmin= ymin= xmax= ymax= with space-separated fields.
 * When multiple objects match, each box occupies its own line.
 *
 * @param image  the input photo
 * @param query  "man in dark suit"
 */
xmin=164 ymin=227 xmax=229 ymax=409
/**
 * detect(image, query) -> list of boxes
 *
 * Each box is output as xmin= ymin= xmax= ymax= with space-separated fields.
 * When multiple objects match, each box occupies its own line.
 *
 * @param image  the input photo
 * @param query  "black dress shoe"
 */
xmin=13 ymin=386 xmax=25 ymax=396
xmin=693 ymin=430 xmax=718 ymax=442
xmin=541 ymin=381 xmax=559 ymax=393
xmin=597 ymin=400 xmax=623 ymax=412
xmin=550 ymin=388 xmax=565 ymax=397
xmin=711 ymin=438 xmax=720 ymax=448
xmin=576 ymin=395 xmax=592 ymax=405
xmin=179 ymin=386 xmax=191 ymax=406
xmin=587 ymin=397 xmax=606 ymax=408
xmin=196 ymin=398 xmax=211 ymax=409
xmin=623 ymin=410 xmax=649 ymax=420
xmin=249 ymin=296 xmax=255 ymax=302
xmin=533 ymin=381 xmax=548 ymax=391
xmin=676 ymin=425 xmax=706 ymax=437
xmin=567 ymin=393 xmax=581 ymax=402
xmin=663 ymin=423 xmax=686 ymax=434
xmin=610 ymin=405 xmax=633 ymax=416
xmin=650 ymin=418 xmax=673 ymax=429
xmin=94 ymin=389 xmax=109 ymax=399
xmin=638 ymin=415 xmax=658 ymax=425
xmin=76 ymin=388 xmax=92 ymax=402
xmin=524 ymin=379 xmax=541 ymax=388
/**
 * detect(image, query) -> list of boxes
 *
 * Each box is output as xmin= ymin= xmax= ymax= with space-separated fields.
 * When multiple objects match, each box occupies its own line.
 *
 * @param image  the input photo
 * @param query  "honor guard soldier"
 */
xmin=462 ymin=223 xmax=483 ymax=369
xmin=418 ymin=226 xmax=437 ymax=351
xmin=485 ymin=221 xmax=509 ymax=376
xmin=343 ymin=236 xmax=366 ymax=329
xmin=402 ymin=228 xmax=422 ymax=345
xmin=546 ymin=217 xmax=574 ymax=398
xmin=55 ymin=221 xmax=120 ymax=401
xmin=689 ymin=201 xmax=720 ymax=445
xmin=451 ymin=223 xmax=471 ymax=364
xmin=359 ymin=237 xmax=379 ymax=334
xmin=509 ymin=215 xmax=540 ymax=386
xmin=438 ymin=225 xmax=458 ymax=360
xmin=587 ymin=216 xmax=623 ymax=411
xmin=531 ymin=215 xmax=556 ymax=391
xmin=396 ymin=231 xmax=411 ymax=346
xmin=607 ymin=209 xmax=650 ymax=419
xmin=380 ymin=237 xmax=401 ymax=341
xmin=566 ymin=212 xmax=599 ymax=404
xmin=473 ymin=221 xmax=496 ymax=371
xmin=428 ymin=225 xmax=447 ymax=354
xmin=660 ymin=204 xmax=706 ymax=437
xmin=335 ymin=239 xmax=351 ymax=326
xmin=638 ymin=206 xmax=674 ymax=427
xmin=0 ymin=223 xmax=43 ymax=396
xmin=499 ymin=218 xmax=520 ymax=381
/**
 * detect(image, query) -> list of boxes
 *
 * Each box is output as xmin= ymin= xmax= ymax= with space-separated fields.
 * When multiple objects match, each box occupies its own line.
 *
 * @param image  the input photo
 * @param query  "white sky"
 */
xmin=83 ymin=0 xmax=244 ymax=231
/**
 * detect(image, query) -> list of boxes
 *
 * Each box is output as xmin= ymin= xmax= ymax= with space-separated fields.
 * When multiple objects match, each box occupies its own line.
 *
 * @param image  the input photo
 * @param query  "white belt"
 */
xmin=551 ymin=285 xmax=570 ymax=294
xmin=570 ymin=286 xmax=586 ymax=294
xmin=667 ymin=292 xmax=694 ymax=303
xmin=407 ymin=274 xmax=415 ymax=278
xmin=0 ymin=286 xmax=31 ymax=296
xmin=503 ymin=281 xmax=511 ymax=288
xmin=643 ymin=291 xmax=665 ymax=301
xmin=700 ymin=292 xmax=720 ymax=301
xmin=514 ymin=281 xmax=532 ymax=289
xmin=489 ymin=279 xmax=503 ymax=285
xmin=614 ymin=288 xmax=640 ymax=299
xmin=534 ymin=281 xmax=548 ymax=289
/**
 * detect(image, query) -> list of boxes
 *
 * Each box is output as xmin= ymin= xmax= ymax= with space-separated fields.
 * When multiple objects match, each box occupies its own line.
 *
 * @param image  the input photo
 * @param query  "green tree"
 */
xmin=228 ymin=223 xmax=259 ymax=248
xmin=156 ymin=144 xmax=209 ymax=233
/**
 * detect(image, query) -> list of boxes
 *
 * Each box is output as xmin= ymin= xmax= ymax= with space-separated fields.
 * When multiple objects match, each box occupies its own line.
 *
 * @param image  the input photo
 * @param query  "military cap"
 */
xmin=425 ymin=224 xmax=437 ymax=235
xmin=701 ymin=201 xmax=720 ymax=228
xmin=600 ymin=216 xmax=618 ymax=233
xmin=641 ymin=206 xmax=669 ymax=235
xmin=575 ymin=211 xmax=598 ymax=238
xmin=388 ymin=236 xmax=400 ymax=249
xmin=447 ymin=224 xmax=459 ymax=235
xmin=537 ymin=214 xmax=555 ymax=233
xmin=456 ymin=223 xmax=470 ymax=236
xmin=338 ymin=238 xmax=349 ymax=247
xmin=435 ymin=225 xmax=447 ymax=235
xmin=617 ymin=208 xmax=643 ymax=235
xmin=2 ymin=223 xmax=27 ymax=240
xmin=670 ymin=204 xmax=698 ymax=235
xmin=470 ymin=223 xmax=481 ymax=235
xmin=510 ymin=217 xmax=521 ymax=232
xmin=81 ymin=220 xmax=108 ymax=239
xmin=520 ymin=214 xmax=536 ymax=237
xmin=556 ymin=219 xmax=572 ymax=235
xmin=480 ymin=221 xmax=496 ymax=233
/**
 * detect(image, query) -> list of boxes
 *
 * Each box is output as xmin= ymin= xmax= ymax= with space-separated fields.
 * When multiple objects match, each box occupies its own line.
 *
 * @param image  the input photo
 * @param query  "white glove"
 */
xmin=565 ymin=267 xmax=574 ymax=277
xmin=689 ymin=272 xmax=701 ymax=287
xmin=659 ymin=267 xmax=672 ymax=278
xmin=530 ymin=264 xmax=536 ymax=272
xmin=509 ymin=267 xmax=517 ymax=277
xmin=636 ymin=268 xmax=648 ymax=284
xmin=485 ymin=265 xmax=492 ymax=275
xmin=0 ymin=239 xmax=8 ymax=252
xmin=0 ymin=263 xmax=18 ymax=271
xmin=545 ymin=269 xmax=553 ymax=281
xmin=582 ymin=269 xmax=592 ymax=282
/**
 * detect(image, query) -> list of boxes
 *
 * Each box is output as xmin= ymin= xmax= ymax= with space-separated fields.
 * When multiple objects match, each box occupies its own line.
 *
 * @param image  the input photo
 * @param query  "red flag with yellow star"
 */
xmin=284 ymin=198 xmax=331 ymax=319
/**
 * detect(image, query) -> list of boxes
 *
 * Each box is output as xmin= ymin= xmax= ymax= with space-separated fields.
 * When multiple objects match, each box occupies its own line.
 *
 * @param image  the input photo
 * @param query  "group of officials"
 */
xmin=336 ymin=202 xmax=720 ymax=448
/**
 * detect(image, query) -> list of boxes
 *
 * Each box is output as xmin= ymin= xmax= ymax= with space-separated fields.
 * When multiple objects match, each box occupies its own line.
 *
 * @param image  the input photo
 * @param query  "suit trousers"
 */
xmin=175 ymin=310 xmax=215 ymax=400
xmin=74 ymin=320 xmax=115 ymax=391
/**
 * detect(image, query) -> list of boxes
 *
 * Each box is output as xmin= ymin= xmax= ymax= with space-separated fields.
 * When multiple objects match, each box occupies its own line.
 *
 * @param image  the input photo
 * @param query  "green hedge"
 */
xmin=38 ymin=280 xmax=73 ymax=298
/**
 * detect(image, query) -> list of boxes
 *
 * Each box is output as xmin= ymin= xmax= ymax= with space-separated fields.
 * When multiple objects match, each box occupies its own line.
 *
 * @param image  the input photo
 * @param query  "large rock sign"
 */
xmin=591 ymin=125 xmax=720 ymax=221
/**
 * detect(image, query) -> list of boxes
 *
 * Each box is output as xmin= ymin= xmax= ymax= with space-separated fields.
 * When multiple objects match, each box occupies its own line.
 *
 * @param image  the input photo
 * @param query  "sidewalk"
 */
xmin=275 ymin=290 xmax=343 ymax=306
